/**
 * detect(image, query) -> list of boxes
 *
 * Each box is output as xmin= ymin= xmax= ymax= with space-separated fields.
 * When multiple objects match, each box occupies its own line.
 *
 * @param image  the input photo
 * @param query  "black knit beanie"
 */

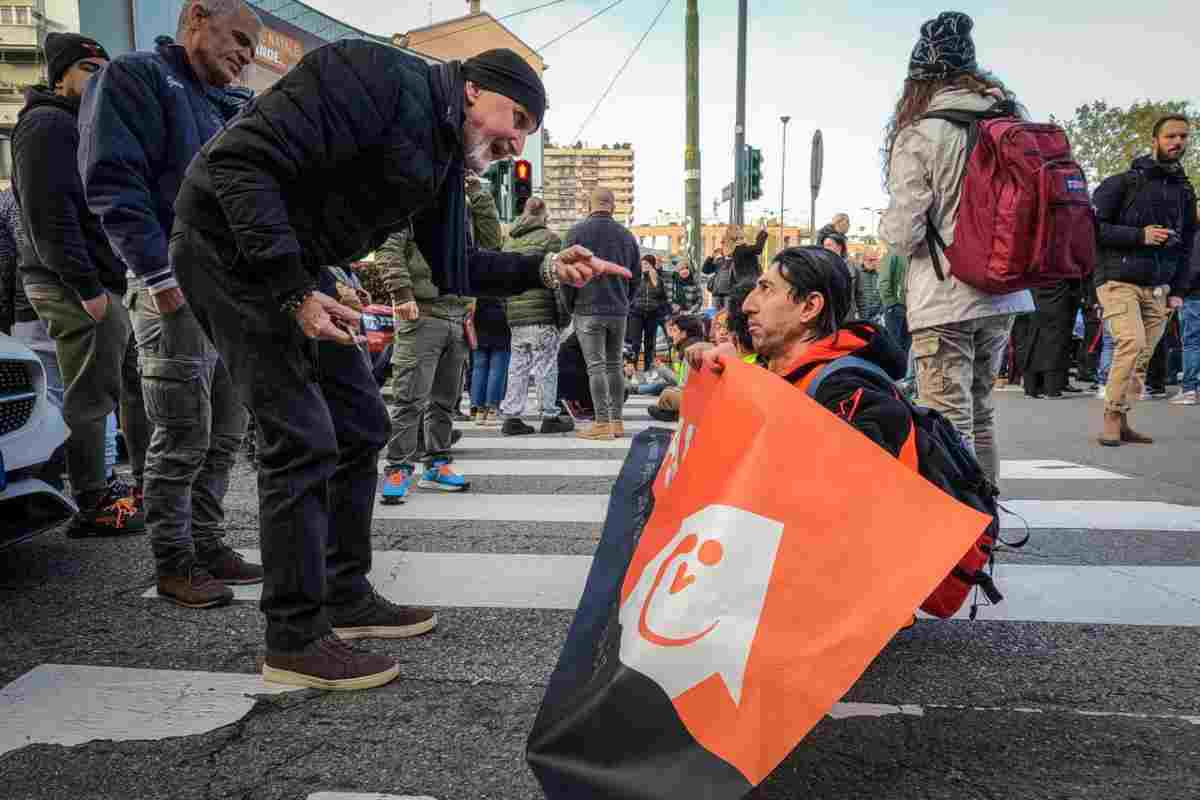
xmin=462 ymin=48 xmax=546 ymax=131
xmin=908 ymin=11 xmax=977 ymax=82
xmin=45 ymin=32 xmax=109 ymax=88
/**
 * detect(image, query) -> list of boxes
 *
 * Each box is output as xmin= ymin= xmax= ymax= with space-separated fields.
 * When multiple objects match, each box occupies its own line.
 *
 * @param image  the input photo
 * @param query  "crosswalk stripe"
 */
xmin=451 ymin=437 xmax=634 ymax=450
xmin=455 ymin=419 xmax=675 ymax=432
xmin=0 ymin=664 xmax=294 ymax=757
xmin=140 ymin=552 xmax=1200 ymax=627
xmin=388 ymin=459 xmax=1130 ymax=479
xmin=362 ymin=493 xmax=1200 ymax=531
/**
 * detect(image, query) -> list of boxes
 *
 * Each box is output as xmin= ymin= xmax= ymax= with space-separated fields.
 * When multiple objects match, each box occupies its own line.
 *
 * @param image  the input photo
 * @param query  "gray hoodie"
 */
xmin=879 ymin=88 xmax=1033 ymax=332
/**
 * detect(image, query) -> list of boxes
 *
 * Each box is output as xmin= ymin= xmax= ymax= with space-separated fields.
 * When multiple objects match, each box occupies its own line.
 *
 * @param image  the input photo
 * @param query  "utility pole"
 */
xmin=732 ymin=0 xmax=747 ymax=227
xmin=684 ymin=0 xmax=701 ymax=268
xmin=779 ymin=115 xmax=790 ymax=253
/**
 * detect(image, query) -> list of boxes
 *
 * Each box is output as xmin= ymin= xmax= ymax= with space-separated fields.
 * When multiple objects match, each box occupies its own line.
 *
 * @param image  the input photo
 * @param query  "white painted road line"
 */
xmin=0 ymin=664 xmax=296 ymax=757
xmin=452 ymin=437 xmax=634 ymax=451
xmin=393 ymin=459 xmax=1124 ymax=480
xmin=455 ymin=419 xmax=674 ymax=432
xmin=999 ymin=460 xmax=1129 ymax=480
xmin=1001 ymin=500 xmax=1200 ymax=532
xmin=450 ymin=459 xmax=623 ymax=477
xmin=138 ymin=554 xmax=1200 ymax=627
xmin=366 ymin=494 xmax=1200 ymax=531
xmin=374 ymin=494 xmax=610 ymax=522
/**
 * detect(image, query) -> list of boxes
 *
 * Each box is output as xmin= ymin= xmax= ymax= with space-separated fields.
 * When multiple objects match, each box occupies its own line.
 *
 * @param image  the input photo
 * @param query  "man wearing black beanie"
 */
xmin=11 ymin=33 xmax=151 ymax=536
xmin=169 ymin=41 xmax=630 ymax=692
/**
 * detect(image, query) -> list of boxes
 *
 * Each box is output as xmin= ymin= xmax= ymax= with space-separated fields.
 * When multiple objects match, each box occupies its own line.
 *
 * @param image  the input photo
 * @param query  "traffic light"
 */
xmin=513 ymin=158 xmax=533 ymax=215
xmin=746 ymin=146 xmax=764 ymax=201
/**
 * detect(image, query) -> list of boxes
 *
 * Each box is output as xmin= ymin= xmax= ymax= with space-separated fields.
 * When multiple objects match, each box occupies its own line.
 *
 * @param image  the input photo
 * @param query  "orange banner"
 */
xmin=617 ymin=359 xmax=991 ymax=785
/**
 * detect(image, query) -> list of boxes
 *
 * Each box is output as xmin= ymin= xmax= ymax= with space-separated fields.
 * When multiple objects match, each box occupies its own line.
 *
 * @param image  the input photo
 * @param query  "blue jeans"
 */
xmin=1181 ymin=297 xmax=1200 ymax=392
xmin=470 ymin=347 xmax=510 ymax=409
xmin=1097 ymin=322 xmax=1115 ymax=385
xmin=884 ymin=305 xmax=913 ymax=380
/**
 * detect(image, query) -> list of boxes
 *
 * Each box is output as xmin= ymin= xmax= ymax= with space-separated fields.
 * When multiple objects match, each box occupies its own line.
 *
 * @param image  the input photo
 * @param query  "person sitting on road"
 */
xmin=627 ymin=353 xmax=677 ymax=396
xmin=690 ymin=246 xmax=912 ymax=457
xmin=648 ymin=314 xmax=706 ymax=423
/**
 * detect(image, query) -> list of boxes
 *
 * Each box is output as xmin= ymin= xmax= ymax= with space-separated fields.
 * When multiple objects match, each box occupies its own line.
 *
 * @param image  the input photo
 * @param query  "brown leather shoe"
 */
xmin=576 ymin=422 xmax=614 ymax=440
xmin=1119 ymin=413 xmax=1154 ymax=444
xmin=157 ymin=566 xmax=234 ymax=609
xmin=198 ymin=545 xmax=264 ymax=585
xmin=331 ymin=591 xmax=438 ymax=640
xmin=1098 ymin=411 xmax=1122 ymax=447
xmin=263 ymin=634 xmax=399 ymax=691
xmin=610 ymin=420 xmax=626 ymax=437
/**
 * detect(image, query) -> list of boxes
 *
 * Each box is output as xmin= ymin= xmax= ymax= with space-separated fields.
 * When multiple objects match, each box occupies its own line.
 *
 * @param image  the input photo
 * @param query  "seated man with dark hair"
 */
xmin=690 ymin=246 xmax=912 ymax=457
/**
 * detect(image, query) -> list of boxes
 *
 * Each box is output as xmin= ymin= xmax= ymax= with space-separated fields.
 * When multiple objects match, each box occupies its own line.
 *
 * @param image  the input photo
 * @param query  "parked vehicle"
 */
xmin=0 ymin=333 xmax=74 ymax=549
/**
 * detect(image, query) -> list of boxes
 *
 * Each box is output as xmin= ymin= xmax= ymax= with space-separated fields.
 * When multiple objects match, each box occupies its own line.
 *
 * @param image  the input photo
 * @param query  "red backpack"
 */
xmin=923 ymin=101 xmax=1096 ymax=294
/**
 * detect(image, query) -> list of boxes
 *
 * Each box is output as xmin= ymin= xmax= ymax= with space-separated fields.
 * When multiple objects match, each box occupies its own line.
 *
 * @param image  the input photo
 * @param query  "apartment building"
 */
xmin=543 ymin=145 xmax=635 ymax=232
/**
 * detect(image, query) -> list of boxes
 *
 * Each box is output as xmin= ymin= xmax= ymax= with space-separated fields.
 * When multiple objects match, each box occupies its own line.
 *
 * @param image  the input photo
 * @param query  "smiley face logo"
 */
xmin=620 ymin=505 xmax=785 ymax=706
xmin=639 ymin=534 xmax=725 ymax=647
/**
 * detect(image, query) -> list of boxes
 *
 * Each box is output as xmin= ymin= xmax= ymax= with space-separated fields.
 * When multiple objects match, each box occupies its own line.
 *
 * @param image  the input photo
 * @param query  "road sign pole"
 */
xmin=733 ymin=0 xmax=747 ymax=226
xmin=810 ymin=129 xmax=823 ymax=244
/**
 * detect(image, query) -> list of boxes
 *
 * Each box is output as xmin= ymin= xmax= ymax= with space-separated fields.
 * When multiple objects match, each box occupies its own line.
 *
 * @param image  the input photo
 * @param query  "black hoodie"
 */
xmin=11 ymin=86 xmax=125 ymax=301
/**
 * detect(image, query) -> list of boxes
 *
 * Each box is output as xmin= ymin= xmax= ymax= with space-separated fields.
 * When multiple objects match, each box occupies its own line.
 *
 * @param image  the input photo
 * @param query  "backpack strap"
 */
xmin=1118 ymin=171 xmax=1148 ymax=218
xmin=805 ymin=356 xmax=919 ymax=471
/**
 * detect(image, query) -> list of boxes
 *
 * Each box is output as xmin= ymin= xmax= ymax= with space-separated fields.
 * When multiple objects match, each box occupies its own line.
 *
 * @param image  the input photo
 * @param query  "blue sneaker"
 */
xmin=418 ymin=460 xmax=470 ymax=492
xmin=380 ymin=465 xmax=414 ymax=505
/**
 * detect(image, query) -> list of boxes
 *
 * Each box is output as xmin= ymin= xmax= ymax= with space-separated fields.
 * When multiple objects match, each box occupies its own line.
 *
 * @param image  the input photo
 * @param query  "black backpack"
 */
xmin=806 ymin=355 xmax=1027 ymax=618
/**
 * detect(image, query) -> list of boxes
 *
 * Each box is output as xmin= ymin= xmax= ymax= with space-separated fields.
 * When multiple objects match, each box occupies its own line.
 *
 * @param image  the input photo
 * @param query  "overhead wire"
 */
xmin=570 ymin=0 xmax=672 ymax=144
xmin=536 ymin=0 xmax=629 ymax=52
xmin=408 ymin=0 xmax=571 ymax=47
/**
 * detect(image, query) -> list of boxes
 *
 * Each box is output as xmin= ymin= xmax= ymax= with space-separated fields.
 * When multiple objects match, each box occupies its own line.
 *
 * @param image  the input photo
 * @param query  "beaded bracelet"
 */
xmin=541 ymin=253 xmax=561 ymax=289
xmin=279 ymin=286 xmax=316 ymax=316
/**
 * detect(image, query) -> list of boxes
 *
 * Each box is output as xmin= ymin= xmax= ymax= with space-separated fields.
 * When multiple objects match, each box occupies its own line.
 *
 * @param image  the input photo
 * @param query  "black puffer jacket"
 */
xmin=174 ymin=40 xmax=544 ymax=302
xmin=1093 ymin=156 xmax=1197 ymax=294
xmin=12 ymin=88 xmax=125 ymax=301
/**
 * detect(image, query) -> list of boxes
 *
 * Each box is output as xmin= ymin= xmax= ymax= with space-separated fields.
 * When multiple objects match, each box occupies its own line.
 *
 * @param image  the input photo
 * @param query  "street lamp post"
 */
xmin=779 ymin=115 xmax=790 ymax=257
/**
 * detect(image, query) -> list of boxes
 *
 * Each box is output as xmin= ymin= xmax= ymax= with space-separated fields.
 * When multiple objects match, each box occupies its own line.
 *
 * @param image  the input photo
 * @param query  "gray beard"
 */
xmin=463 ymin=127 xmax=494 ymax=172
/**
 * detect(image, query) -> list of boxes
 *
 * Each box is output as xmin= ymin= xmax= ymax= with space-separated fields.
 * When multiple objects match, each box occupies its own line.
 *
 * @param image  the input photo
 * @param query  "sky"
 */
xmin=300 ymin=0 xmax=1199 ymax=235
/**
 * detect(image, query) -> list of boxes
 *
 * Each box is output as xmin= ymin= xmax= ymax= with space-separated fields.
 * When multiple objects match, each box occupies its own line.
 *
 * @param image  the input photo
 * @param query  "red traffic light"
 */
xmin=514 ymin=159 xmax=532 ymax=182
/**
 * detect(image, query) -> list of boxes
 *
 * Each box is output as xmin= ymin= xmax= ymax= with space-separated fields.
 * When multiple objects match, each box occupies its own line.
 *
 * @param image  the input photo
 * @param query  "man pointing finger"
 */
xmin=171 ymin=42 xmax=627 ymax=692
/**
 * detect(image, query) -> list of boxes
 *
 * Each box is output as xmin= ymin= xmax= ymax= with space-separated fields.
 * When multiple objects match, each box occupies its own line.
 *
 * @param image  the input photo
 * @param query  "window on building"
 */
xmin=15 ymin=6 xmax=29 ymax=25
xmin=1 ymin=7 xmax=12 ymax=24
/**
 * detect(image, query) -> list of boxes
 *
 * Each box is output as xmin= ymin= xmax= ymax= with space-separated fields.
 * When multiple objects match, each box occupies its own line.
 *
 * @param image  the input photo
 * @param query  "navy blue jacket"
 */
xmin=560 ymin=213 xmax=641 ymax=317
xmin=1093 ymin=155 xmax=1197 ymax=294
xmin=79 ymin=41 xmax=248 ymax=294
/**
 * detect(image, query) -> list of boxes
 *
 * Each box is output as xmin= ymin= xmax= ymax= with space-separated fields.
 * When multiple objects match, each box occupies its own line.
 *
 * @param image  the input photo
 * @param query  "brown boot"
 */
xmin=263 ymin=634 xmax=400 ymax=691
xmin=157 ymin=566 xmax=234 ymax=609
xmin=198 ymin=545 xmax=264 ymax=585
xmin=1098 ymin=411 xmax=1122 ymax=447
xmin=610 ymin=420 xmax=626 ymax=437
xmin=1119 ymin=413 xmax=1154 ymax=444
xmin=576 ymin=421 xmax=614 ymax=440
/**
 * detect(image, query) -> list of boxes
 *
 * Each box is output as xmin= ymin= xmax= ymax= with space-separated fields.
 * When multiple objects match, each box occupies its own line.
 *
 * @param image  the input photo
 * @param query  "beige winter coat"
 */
xmin=879 ymin=88 xmax=1034 ymax=332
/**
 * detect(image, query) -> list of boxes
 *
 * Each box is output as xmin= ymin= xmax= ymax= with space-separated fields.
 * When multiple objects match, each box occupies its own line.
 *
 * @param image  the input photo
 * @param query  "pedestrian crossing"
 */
xmin=6 ymin=396 xmax=1200 ymax=789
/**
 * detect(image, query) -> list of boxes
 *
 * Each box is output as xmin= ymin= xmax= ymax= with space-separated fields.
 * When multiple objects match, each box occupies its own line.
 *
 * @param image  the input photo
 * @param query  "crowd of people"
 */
xmin=1 ymin=2 xmax=1196 ymax=694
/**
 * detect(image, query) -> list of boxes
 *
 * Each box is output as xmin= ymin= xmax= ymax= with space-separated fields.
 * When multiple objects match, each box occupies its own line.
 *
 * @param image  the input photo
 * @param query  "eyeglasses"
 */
xmin=76 ymin=61 xmax=103 ymax=74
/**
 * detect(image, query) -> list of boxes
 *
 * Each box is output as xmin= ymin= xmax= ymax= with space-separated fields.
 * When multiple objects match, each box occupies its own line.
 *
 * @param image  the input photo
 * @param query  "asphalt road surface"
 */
xmin=2 ymin=385 xmax=1199 ymax=800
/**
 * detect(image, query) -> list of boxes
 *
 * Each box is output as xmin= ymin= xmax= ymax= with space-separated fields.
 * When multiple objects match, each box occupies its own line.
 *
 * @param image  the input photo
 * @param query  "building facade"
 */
xmin=543 ymin=145 xmax=635 ymax=231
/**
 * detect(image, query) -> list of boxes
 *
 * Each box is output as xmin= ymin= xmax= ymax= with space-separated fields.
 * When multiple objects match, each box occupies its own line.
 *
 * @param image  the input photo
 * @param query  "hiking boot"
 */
xmin=381 ymin=465 xmax=414 ymax=505
xmin=418 ymin=460 xmax=469 ymax=492
xmin=331 ymin=591 xmax=438 ymax=640
xmin=540 ymin=414 xmax=575 ymax=434
xmin=1098 ymin=411 xmax=1122 ymax=447
xmin=477 ymin=409 xmax=501 ymax=427
xmin=157 ymin=565 xmax=234 ymax=609
xmin=647 ymin=406 xmax=679 ymax=423
xmin=610 ymin=420 xmax=626 ymax=437
xmin=576 ymin=422 xmax=614 ymax=440
xmin=501 ymin=418 xmax=537 ymax=436
xmin=1170 ymin=390 xmax=1198 ymax=406
xmin=263 ymin=633 xmax=399 ymax=691
xmin=66 ymin=482 xmax=146 ymax=538
xmin=198 ymin=544 xmax=264 ymax=585
xmin=451 ymin=429 xmax=463 ymax=446
xmin=1119 ymin=413 xmax=1153 ymax=444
